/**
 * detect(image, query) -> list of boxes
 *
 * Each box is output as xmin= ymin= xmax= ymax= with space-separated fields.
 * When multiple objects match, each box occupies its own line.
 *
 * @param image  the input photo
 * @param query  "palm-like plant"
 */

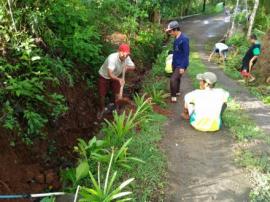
xmin=103 ymin=95 xmax=152 ymax=142
xmin=79 ymin=151 xmax=134 ymax=202
xmin=146 ymin=86 xmax=168 ymax=107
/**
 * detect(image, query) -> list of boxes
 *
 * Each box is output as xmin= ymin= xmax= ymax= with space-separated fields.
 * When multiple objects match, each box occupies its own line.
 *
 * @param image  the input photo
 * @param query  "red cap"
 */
xmin=118 ymin=44 xmax=130 ymax=54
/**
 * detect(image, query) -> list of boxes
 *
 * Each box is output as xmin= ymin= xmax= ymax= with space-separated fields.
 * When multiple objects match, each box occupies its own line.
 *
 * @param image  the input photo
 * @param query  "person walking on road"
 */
xmin=241 ymin=34 xmax=261 ymax=82
xmin=181 ymin=72 xmax=229 ymax=132
xmin=166 ymin=21 xmax=190 ymax=103
xmin=97 ymin=44 xmax=135 ymax=119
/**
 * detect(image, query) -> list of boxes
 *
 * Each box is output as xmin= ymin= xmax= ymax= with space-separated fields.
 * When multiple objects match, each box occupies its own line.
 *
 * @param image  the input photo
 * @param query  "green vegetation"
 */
xmin=60 ymin=47 xmax=169 ymax=201
xmin=0 ymin=0 xmax=166 ymax=143
xmin=79 ymin=152 xmax=135 ymax=201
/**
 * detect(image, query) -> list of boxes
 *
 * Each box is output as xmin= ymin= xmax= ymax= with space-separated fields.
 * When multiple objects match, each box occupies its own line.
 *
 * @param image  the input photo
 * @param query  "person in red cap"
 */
xmin=97 ymin=44 xmax=135 ymax=119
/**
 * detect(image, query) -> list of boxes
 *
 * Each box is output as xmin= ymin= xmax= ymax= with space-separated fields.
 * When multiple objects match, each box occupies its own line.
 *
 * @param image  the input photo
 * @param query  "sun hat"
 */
xmin=166 ymin=21 xmax=180 ymax=32
xmin=118 ymin=44 xmax=130 ymax=54
xmin=196 ymin=72 xmax=217 ymax=84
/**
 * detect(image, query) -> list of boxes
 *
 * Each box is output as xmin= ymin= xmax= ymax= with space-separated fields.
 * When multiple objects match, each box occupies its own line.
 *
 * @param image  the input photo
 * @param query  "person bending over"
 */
xmin=208 ymin=42 xmax=229 ymax=63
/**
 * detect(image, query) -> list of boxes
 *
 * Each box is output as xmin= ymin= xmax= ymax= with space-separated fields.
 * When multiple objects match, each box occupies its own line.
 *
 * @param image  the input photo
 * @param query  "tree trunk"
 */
xmin=202 ymin=0 xmax=206 ymax=12
xmin=228 ymin=0 xmax=239 ymax=37
xmin=152 ymin=8 xmax=161 ymax=24
xmin=247 ymin=0 xmax=259 ymax=38
xmin=244 ymin=0 xmax=248 ymax=11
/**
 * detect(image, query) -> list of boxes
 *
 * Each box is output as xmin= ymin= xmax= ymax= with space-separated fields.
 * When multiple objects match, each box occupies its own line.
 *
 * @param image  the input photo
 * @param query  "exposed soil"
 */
xmin=162 ymin=14 xmax=256 ymax=201
xmin=0 ymin=80 xmax=98 ymax=202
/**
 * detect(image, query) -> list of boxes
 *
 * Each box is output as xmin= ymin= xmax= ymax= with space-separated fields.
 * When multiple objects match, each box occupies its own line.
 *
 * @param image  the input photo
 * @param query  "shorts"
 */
xmin=241 ymin=58 xmax=257 ymax=72
xmin=98 ymin=75 xmax=120 ymax=97
xmin=214 ymin=48 xmax=228 ymax=58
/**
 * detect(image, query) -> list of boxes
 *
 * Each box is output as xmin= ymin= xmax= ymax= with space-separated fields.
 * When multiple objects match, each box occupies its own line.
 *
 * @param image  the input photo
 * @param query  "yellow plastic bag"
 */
xmin=165 ymin=54 xmax=173 ymax=74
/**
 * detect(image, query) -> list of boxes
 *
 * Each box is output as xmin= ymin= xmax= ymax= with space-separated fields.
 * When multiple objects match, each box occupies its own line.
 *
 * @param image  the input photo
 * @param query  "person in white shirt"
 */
xmin=208 ymin=42 xmax=229 ymax=63
xmin=98 ymin=44 xmax=135 ymax=119
xmin=181 ymin=72 xmax=229 ymax=132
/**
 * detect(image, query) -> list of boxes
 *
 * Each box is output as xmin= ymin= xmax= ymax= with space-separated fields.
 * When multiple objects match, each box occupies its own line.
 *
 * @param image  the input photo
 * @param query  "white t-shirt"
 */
xmin=215 ymin=43 xmax=228 ymax=51
xmin=99 ymin=52 xmax=135 ymax=79
xmin=184 ymin=88 xmax=229 ymax=131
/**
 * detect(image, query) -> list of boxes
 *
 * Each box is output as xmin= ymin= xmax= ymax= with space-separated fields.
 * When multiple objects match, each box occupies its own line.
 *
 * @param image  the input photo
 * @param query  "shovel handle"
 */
xmin=119 ymin=66 xmax=126 ymax=99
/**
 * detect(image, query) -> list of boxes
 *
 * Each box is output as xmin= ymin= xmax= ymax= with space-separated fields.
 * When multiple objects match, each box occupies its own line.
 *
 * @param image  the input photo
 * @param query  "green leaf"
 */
xmin=76 ymin=160 xmax=89 ymax=181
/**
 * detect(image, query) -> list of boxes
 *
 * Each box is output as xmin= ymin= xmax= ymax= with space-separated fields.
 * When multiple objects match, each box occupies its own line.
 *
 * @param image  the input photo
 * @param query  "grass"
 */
xmin=128 ymin=114 xmax=167 ymax=201
xmin=188 ymin=52 xmax=207 ymax=88
xmin=223 ymin=100 xmax=263 ymax=141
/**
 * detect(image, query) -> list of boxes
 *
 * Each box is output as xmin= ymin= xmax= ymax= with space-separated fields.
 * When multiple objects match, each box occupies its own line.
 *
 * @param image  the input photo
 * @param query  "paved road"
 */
xmin=162 ymin=14 xmax=252 ymax=202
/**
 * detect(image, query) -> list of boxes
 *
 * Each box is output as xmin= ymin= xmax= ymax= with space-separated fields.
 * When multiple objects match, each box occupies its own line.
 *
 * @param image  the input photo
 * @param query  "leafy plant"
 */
xmin=133 ymin=93 xmax=152 ymax=114
xmin=60 ymin=167 xmax=77 ymax=191
xmin=145 ymin=86 xmax=168 ymax=107
xmin=103 ymin=111 xmax=136 ymax=143
xmin=40 ymin=196 xmax=56 ymax=202
xmin=79 ymin=151 xmax=134 ymax=202
xmin=74 ymin=137 xmax=107 ymax=160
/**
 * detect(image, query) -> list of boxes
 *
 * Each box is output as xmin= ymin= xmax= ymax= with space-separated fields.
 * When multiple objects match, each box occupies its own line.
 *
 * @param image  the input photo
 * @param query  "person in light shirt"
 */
xmin=181 ymin=72 xmax=229 ymax=132
xmin=208 ymin=42 xmax=229 ymax=63
xmin=97 ymin=44 xmax=135 ymax=119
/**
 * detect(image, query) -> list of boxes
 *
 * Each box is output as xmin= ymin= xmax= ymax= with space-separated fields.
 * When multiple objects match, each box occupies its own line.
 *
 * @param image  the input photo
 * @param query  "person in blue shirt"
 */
xmin=166 ymin=21 xmax=190 ymax=102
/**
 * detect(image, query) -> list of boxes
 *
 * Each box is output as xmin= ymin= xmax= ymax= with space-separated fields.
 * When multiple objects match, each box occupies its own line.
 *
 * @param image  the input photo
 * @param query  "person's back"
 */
xmin=215 ymin=42 xmax=228 ymax=52
xmin=186 ymin=88 xmax=229 ymax=131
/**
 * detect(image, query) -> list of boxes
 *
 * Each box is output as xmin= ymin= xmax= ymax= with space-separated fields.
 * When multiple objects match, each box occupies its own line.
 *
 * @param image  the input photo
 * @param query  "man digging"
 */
xmin=97 ymin=44 xmax=135 ymax=119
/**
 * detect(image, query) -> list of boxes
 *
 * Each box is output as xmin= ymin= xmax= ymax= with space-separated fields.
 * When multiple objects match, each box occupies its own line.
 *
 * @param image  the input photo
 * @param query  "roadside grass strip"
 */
xmin=128 ymin=114 xmax=167 ymax=201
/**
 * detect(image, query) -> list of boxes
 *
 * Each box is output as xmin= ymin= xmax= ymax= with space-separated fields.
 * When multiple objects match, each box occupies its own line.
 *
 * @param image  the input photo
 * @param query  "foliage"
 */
xmin=145 ymin=86 xmax=167 ymax=107
xmin=131 ymin=24 xmax=164 ymax=70
xmin=224 ymin=100 xmax=263 ymax=141
xmin=0 ymin=0 xmax=167 ymax=143
xmin=63 ymin=137 xmax=143 ymax=190
xmin=133 ymin=93 xmax=152 ymax=114
xmin=103 ymin=111 xmax=137 ymax=145
xmin=237 ymin=150 xmax=270 ymax=173
xmin=74 ymin=137 xmax=107 ymax=161
xmin=249 ymin=171 xmax=270 ymax=202
xmin=103 ymin=97 xmax=152 ymax=145
xmin=40 ymin=196 xmax=56 ymax=202
xmin=0 ymin=34 xmax=68 ymax=142
xmin=79 ymin=152 xmax=134 ymax=202
xmin=188 ymin=51 xmax=206 ymax=88
xmin=46 ymin=0 xmax=103 ymax=66
xmin=235 ymin=11 xmax=248 ymax=24
xmin=128 ymin=113 xmax=167 ymax=201
xmin=151 ymin=50 xmax=168 ymax=77
xmin=254 ymin=7 xmax=270 ymax=32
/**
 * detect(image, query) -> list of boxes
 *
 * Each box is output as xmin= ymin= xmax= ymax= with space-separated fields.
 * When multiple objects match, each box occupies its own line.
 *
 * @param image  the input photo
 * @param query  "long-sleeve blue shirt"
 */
xmin=172 ymin=33 xmax=189 ymax=69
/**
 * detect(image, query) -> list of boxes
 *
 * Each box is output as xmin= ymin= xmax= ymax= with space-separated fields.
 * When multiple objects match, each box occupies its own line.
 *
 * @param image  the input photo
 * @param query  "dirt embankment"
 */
xmin=0 ymin=80 xmax=98 ymax=201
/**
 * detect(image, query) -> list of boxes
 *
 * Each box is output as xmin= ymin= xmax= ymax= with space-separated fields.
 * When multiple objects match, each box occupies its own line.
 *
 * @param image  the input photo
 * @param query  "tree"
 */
xmin=202 ymin=0 xmax=207 ymax=12
xmin=247 ymin=0 xmax=260 ymax=38
xmin=228 ymin=0 xmax=240 ymax=37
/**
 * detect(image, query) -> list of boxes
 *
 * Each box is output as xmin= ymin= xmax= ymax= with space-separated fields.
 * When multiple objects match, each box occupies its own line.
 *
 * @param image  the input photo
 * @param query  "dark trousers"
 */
xmin=170 ymin=68 xmax=182 ymax=97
